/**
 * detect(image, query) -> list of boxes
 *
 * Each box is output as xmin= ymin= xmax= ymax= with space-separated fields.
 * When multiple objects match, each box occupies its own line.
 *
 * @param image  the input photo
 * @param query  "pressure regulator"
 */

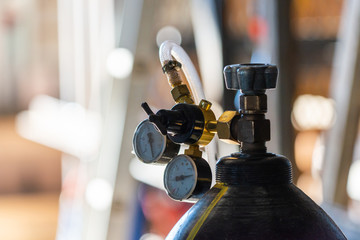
xmin=132 ymin=96 xmax=216 ymax=201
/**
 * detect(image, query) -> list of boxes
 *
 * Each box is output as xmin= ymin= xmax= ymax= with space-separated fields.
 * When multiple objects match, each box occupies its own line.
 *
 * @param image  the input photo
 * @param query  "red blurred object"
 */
xmin=141 ymin=186 xmax=192 ymax=237
xmin=1 ymin=8 xmax=17 ymax=28
xmin=247 ymin=16 xmax=268 ymax=43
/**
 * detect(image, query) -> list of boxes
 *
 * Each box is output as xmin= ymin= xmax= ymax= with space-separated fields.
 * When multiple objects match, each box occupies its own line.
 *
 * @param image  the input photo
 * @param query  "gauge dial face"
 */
xmin=133 ymin=120 xmax=167 ymax=163
xmin=164 ymin=155 xmax=197 ymax=200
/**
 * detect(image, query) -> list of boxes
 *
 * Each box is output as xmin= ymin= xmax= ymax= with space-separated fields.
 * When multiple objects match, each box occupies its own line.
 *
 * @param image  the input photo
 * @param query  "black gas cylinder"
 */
xmin=166 ymin=153 xmax=346 ymax=240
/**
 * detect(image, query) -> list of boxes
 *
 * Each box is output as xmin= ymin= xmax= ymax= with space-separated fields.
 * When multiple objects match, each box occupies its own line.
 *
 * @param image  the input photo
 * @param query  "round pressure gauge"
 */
xmin=164 ymin=154 xmax=212 ymax=201
xmin=133 ymin=119 xmax=180 ymax=164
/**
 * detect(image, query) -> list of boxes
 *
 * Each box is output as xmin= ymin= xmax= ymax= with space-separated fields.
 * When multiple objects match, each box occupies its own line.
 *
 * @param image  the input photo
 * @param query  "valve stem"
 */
xmin=141 ymin=102 xmax=167 ymax=135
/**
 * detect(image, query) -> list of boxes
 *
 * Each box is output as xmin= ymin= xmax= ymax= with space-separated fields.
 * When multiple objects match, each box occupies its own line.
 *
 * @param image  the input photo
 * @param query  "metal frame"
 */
xmin=323 ymin=0 xmax=360 ymax=206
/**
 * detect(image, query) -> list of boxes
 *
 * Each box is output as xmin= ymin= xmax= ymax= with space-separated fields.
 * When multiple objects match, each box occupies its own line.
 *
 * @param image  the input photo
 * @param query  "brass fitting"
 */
xmin=162 ymin=60 xmax=183 ymax=87
xmin=162 ymin=60 xmax=194 ymax=104
xmin=171 ymin=84 xmax=194 ymax=104
xmin=184 ymin=144 xmax=203 ymax=158
xmin=196 ymin=99 xmax=216 ymax=146
xmin=217 ymin=111 xmax=240 ymax=145
xmin=162 ymin=60 xmax=214 ymax=145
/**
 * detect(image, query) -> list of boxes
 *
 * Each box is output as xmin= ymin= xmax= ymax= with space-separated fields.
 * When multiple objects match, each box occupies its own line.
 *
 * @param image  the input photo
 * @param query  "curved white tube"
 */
xmin=159 ymin=40 xmax=205 ymax=104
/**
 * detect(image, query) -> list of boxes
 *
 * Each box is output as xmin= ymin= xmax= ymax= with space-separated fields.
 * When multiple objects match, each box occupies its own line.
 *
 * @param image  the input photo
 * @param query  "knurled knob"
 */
xmin=223 ymin=63 xmax=278 ymax=93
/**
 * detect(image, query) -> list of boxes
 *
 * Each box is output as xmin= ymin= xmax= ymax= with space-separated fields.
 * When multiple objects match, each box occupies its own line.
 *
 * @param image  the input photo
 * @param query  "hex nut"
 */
xmin=239 ymin=95 xmax=267 ymax=113
xmin=237 ymin=119 xmax=270 ymax=143
xmin=199 ymin=99 xmax=212 ymax=111
xmin=217 ymin=111 xmax=240 ymax=145
xmin=171 ymin=84 xmax=194 ymax=104
xmin=184 ymin=145 xmax=203 ymax=158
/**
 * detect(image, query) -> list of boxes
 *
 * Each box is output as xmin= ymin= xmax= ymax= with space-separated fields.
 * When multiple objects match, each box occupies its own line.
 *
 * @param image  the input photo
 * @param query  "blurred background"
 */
xmin=0 ymin=0 xmax=360 ymax=239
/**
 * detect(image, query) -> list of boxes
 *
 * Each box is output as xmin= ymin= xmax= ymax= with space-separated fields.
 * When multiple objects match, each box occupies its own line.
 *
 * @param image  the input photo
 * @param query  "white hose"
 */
xmin=159 ymin=40 xmax=205 ymax=104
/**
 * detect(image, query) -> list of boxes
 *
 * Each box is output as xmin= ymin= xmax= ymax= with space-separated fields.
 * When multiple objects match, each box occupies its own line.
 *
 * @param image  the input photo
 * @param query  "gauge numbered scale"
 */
xmin=133 ymin=119 xmax=180 ymax=164
xmin=164 ymin=154 xmax=212 ymax=201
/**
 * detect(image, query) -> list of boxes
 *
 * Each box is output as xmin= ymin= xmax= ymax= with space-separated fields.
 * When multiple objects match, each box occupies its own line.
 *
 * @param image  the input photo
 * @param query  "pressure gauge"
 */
xmin=164 ymin=154 xmax=212 ymax=201
xmin=133 ymin=119 xmax=180 ymax=164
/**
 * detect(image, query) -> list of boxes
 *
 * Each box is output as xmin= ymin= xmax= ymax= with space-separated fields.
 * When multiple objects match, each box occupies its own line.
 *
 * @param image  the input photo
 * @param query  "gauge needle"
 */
xmin=175 ymin=175 xmax=193 ymax=181
xmin=147 ymin=132 xmax=154 ymax=158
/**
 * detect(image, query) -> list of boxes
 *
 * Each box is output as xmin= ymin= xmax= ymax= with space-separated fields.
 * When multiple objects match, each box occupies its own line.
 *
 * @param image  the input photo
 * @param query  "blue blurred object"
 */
xmin=234 ymin=90 xmax=241 ymax=110
xmin=322 ymin=203 xmax=360 ymax=240
xmin=131 ymin=184 xmax=146 ymax=240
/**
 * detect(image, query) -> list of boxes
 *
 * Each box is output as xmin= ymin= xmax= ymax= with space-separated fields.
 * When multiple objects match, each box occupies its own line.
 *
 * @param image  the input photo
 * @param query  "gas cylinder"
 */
xmin=166 ymin=64 xmax=346 ymax=240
